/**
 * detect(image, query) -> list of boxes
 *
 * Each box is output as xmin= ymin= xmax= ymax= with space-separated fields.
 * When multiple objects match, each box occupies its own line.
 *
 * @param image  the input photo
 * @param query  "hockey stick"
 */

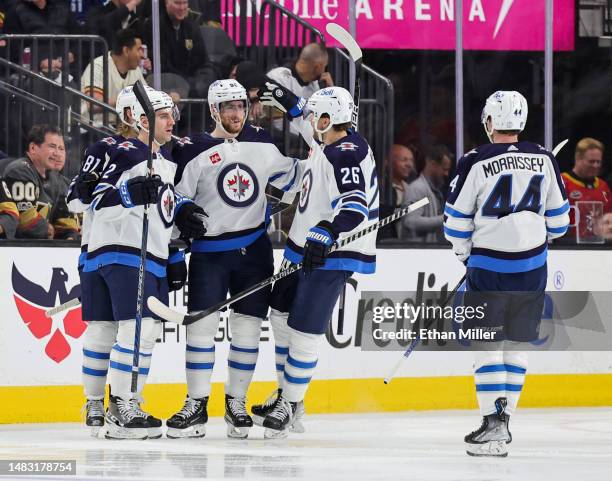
xmin=552 ymin=138 xmax=568 ymax=157
xmin=147 ymin=197 xmax=430 ymax=325
xmin=130 ymin=80 xmax=156 ymax=394
xmin=266 ymin=191 xmax=296 ymax=215
xmin=45 ymin=297 xmax=81 ymax=317
xmin=384 ymin=273 xmax=467 ymax=384
xmin=325 ymin=23 xmax=362 ymax=130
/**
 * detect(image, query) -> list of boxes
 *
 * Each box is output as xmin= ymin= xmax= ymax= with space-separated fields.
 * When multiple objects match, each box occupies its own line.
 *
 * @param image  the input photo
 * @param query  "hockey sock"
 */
xmin=503 ymin=344 xmax=528 ymax=415
xmin=82 ymin=321 xmax=118 ymax=399
xmin=185 ymin=312 xmax=219 ymax=399
xmin=473 ymin=344 xmax=507 ymax=416
xmin=108 ymin=318 xmax=161 ymax=399
xmin=282 ymin=327 xmax=325 ymax=403
xmin=269 ymin=308 xmax=290 ymax=386
xmin=225 ymin=312 xmax=262 ymax=398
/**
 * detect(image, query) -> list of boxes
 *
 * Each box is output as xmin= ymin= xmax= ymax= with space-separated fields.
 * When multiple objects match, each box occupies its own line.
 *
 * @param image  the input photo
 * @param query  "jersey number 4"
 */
xmin=482 ymin=174 xmax=544 ymax=218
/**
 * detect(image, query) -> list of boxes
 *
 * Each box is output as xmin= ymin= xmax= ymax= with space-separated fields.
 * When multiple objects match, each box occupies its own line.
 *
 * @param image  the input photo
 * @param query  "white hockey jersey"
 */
xmin=173 ymin=124 xmax=303 ymax=252
xmin=84 ymin=139 xmax=187 ymax=277
xmin=67 ymin=135 xmax=124 ymax=266
xmin=285 ymin=120 xmax=378 ymax=274
xmin=444 ymin=141 xmax=570 ymax=273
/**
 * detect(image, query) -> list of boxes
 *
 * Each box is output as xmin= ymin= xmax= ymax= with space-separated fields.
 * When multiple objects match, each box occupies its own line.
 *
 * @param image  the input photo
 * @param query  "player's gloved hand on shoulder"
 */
xmin=167 ymin=246 xmax=187 ymax=292
xmin=454 ymin=250 xmax=470 ymax=267
xmin=175 ymin=202 xmax=208 ymax=239
xmin=73 ymin=171 xmax=99 ymax=204
xmin=302 ymin=220 xmax=338 ymax=274
xmin=258 ymin=81 xmax=306 ymax=119
xmin=120 ymin=175 xmax=163 ymax=207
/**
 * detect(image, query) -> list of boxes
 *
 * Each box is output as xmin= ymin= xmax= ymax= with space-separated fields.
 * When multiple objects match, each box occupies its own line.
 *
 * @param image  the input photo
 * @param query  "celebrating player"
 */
xmin=253 ymin=82 xmax=379 ymax=438
xmin=166 ymin=79 xmax=304 ymax=439
xmin=444 ymin=91 xmax=570 ymax=456
xmin=80 ymin=88 xmax=206 ymax=439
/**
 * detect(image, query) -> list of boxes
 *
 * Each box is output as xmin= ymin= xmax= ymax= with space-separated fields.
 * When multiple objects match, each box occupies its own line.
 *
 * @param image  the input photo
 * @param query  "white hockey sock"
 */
xmin=282 ymin=328 xmax=324 ymax=403
xmin=269 ymin=308 xmax=290 ymax=386
xmin=82 ymin=321 xmax=117 ymax=399
xmin=185 ymin=312 xmax=219 ymax=399
xmin=473 ymin=344 xmax=506 ymax=416
xmin=225 ymin=312 xmax=262 ymax=398
xmin=503 ymin=345 xmax=528 ymax=416
xmin=109 ymin=318 xmax=161 ymax=400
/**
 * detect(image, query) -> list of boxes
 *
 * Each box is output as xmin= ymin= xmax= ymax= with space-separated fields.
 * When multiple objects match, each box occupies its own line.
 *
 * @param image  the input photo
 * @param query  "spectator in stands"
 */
xmin=85 ymin=0 xmax=145 ymax=51
xmin=235 ymin=60 xmax=267 ymax=122
xmin=2 ymin=125 xmax=79 ymax=240
xmin=387 ymin=143 xmax=417 ymax=208
xmin=81 ymin=28 xmax=146 ymax=124
xmin=141 ymin=0 xmax=215 ymax=97
xmin=50 ymin=134 xmax=66 ymax=172
xmin=400 ymin=145 xmax=452 ymax=242
xmin=562 ymin=137 xmax=612 ymax=241
xmin=71 ymin=0 xmax=105 ymax=27
xmin=267 ymin=42 xmax=334 ymax=99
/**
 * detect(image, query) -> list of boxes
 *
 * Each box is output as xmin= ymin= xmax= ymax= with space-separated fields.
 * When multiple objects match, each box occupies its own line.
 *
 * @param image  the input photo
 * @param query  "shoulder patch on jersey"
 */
xmin=507 ymin=145 xmax=519 ymax=152
xmin=116 ymin=141 xmax=138 ymax=151
xmin=336 ymin=142 xmax=359 ymax=152
xmin=101 ymin=136 xmax=118 ymax=145
xmin=209 ymin=151 xmax=222 ymax=165
xmin=237 ymin=123 xmax=274 ymax=144
xmin=176 ymin=136 xmax=193 ymax=147
xmin=465 ymin=149 xmax=478 ymax=156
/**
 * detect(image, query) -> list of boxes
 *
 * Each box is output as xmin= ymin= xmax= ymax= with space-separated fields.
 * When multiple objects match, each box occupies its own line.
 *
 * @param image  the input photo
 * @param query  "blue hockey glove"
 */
xmin=302 ymin=220 xmax=338 ymax=274
xmin=167 ymin=246 xmax=187 ymax=292
xmin=258 ymin=81 xmax=306 ymax=119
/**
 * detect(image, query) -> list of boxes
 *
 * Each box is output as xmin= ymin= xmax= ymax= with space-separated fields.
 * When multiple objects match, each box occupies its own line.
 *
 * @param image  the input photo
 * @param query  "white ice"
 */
xmin=0 ymin=408 xmax=611 ymax=481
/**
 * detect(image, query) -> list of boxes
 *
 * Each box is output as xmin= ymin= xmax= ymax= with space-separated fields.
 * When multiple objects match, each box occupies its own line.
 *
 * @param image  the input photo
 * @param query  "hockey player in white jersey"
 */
xmin=444 ymin=91 xmax=569 ymax=457
xmin=253 ymin=83 xmax=379 ymax=438
xmin=167 ymin=79 xmax=304 ymax=439
xmin=82 ymin=89 xmax=206 ymax=439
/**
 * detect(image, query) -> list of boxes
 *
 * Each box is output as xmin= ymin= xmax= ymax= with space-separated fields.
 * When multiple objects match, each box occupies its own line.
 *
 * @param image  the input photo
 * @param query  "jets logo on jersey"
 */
xmin=157 ymin=183 xmax=176 ymax=228
xmin=101 ymin=137 xmax=117 ymax=145
xmin=117 ymin=141 xmax=137 ymax=151
xmin=337 ymin=142 xmax=358 ymax=152
xmin=298 ymin=169 xmax=313 ymax=213
xmin=250 ymin=125 xmax=263 ymax=133
xmin=209 ymin=151 xmax=222 ymax=165
xmin=217 ymin=163 xmax=259 ymax=208
xmin=177 ymin=137 xmax=193 ymax=147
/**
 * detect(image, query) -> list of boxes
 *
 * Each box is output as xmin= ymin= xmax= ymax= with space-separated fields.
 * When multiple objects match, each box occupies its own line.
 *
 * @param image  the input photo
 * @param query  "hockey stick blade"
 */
xmin=45 ymin=297 xmax=81 ymax=318
xmin=147 ymin=197 xmax=430 ymax=325
xmin=325 ymin=23 xmax=362 ymax=63
xmin=552 ymin=138 xmax=568 ymax=157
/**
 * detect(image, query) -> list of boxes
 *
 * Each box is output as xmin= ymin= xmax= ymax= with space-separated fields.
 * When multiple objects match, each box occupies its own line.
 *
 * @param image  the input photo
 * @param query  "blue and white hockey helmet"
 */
xmin=131 ymin=87 xmax=179 ymax=130
xmin=307 ymin=86 xmax=354 ymax=137
xmin=115 ymin=86 xmax=136 ymax=126
xmin=481 ymin=90 xmax=528 ymax=142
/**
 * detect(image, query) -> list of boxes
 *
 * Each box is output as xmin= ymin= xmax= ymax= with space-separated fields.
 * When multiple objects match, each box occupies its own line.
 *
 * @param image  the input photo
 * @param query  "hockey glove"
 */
xmin=175 ymin=202 xmax=208 ymax=239
xmin=258 ymin=81 xmax=306 ymax=119
xmin=73 ymin=171 xmax=99 ymax=204
xmin=302 ymin=220 xmax=338 ymax=274
xmin=119 ymin=175 xmax=163 ymax=207
xmin=167 ymin=246 xmax=187 ymax=292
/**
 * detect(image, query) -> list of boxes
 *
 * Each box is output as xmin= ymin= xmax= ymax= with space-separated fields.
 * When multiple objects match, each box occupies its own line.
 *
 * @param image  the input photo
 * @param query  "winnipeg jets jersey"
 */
xmin=173 ymin=124 xmax=303 ymax=252
xmin=444 ymin=141 xmax=570 ymax=273
xmin=285 ymin=120 xmax=378 ymax=274
xmin=84 ymin=139 xmax=186 ymax=277
xmin=67 ymin=135 xmax=124 ymax=265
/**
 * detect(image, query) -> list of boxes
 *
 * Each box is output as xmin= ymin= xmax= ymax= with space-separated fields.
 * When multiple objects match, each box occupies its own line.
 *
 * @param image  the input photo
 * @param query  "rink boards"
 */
xmin=1 ymin=246 xmax=611 ymax=423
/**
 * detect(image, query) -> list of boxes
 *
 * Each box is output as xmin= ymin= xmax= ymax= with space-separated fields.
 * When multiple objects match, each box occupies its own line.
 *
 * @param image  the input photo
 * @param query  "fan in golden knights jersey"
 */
xmin=444 ymin=91 xmax=569 ymax=457
xmin=81 ymin=89 xmax=206 ymax=440
xmin=254 ymin=83 xmax=379 ymax=438
xmin=167 ymin=79 xmax=305 ymax=440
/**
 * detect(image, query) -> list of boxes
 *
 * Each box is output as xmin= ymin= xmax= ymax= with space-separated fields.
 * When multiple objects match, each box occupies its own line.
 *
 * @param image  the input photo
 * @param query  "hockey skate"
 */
xmin=135 ymin=396 xmax=162 ymax=439
xmin=84 ymin=399 xmax=105 ymax=438
xmin=224 ymin=395 xmax=253 ymax=439
xmin=465 ymin=397 xmax=512 ymax=457
xmin=104 ymin=394 xmax=148 ymax=440
xmin=262 ymin=395 xmax=297 ymax=439
xmin=166 ymin=396 xmax=208 ymax=439
xmin=252 ymin=388 xmax=306 ymax=433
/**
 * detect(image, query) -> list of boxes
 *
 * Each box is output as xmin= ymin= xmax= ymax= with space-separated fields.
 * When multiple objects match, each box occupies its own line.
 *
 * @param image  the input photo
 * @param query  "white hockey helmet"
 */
xmin=131 ymin=87 xmax=179 ymax=130
xmin=115 ymin=86 xmax=136 ymax=126
xmin=208 ymin=79 xmax=249 ymax=133
xmin=307 ymin=86 xmax=354 ymax=138
xmin=481 ymin=90 xmax=528 ymax=142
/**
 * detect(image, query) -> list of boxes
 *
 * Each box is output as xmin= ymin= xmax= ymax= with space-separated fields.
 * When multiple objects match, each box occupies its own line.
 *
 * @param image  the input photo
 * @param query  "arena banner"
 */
xmin=223 ymin=0 xmax=575 ymax=51
xmin=1 ymin=246 xmax=611 ymax=389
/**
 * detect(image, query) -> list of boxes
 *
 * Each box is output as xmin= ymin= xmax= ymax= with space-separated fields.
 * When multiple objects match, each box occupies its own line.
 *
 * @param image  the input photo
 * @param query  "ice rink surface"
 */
xmin=0 ymin=408 xmax=611 ymax=481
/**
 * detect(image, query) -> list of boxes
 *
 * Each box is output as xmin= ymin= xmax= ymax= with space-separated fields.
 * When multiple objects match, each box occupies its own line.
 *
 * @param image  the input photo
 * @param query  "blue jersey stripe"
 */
xmin=545 ymin=201 xmax=569 ymax=217
xmin=476 ymin=383 xmax=523 ymax=392
xmin=83 ymin=348 xmax=110 ymax=360
xmin=475 ymin=363 xmax=527 ymax=374
xmin=286 ymin=356 xmax=317 ymax=370
xmin=547 ymin=225 xmax=569 ymax=234
xmin=444 ymin=226 xmax=473 ymax=239
xmin=186 ymin=345 xmax=215 ymax=353
xmin=109 ymin=361 xmax=149 ymax=375
xmin=444 ymin=205 xmax=475 ymax=219
xmin=82 ymin=366 xmax=108 ymax=377
xmin=83 ymin=252 xmax=166 ymax=277
xmin=468 ymin=249 xmax=547 ymax=273
xmin=186 ymin=362 xmax=214 ymax=370
xmin=284 ymin=372 xmax=312 ymax=384
xmin=191 ymin=228 xmax=264 ymax=252
xmin=230 ymin=345 xmax=259 ymax=354
xmin=228 ymin=360 xmax=256 ymax=371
